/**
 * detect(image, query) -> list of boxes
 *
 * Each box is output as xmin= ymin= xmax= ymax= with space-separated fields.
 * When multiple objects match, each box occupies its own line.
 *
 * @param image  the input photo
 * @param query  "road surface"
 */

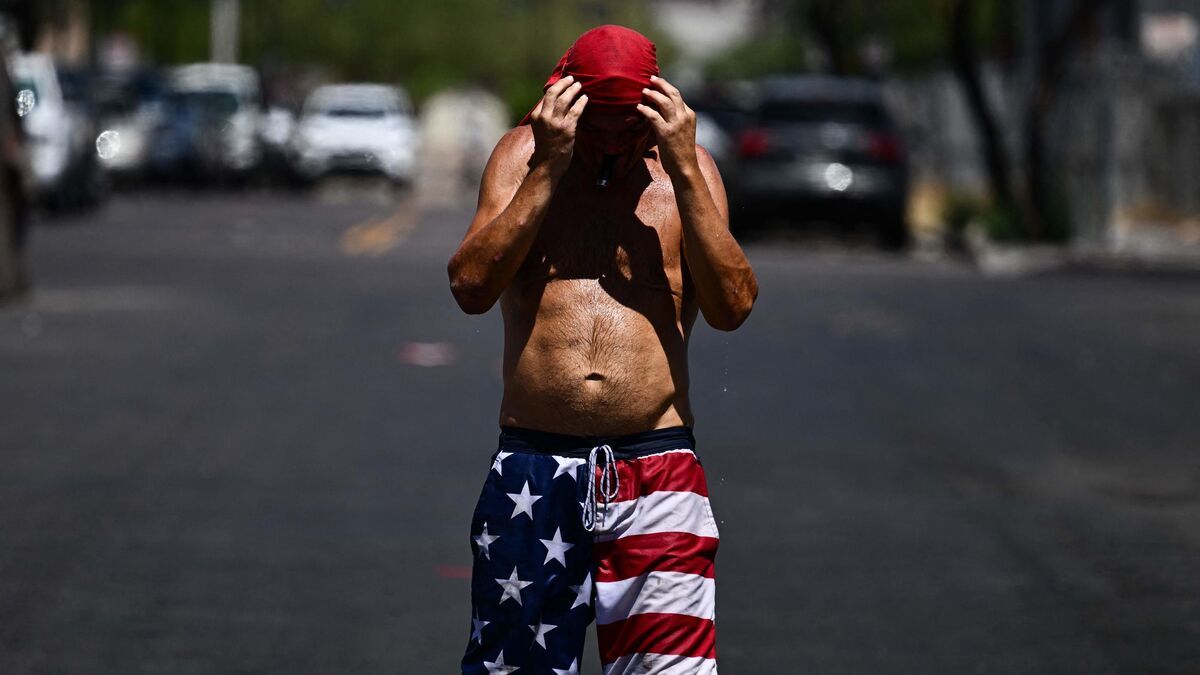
xmin=1 ymin=189 xmax=1198 ymax=673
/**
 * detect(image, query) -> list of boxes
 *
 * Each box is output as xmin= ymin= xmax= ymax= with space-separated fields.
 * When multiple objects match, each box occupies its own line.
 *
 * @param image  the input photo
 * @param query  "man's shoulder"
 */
xmin=483 ymin=126 xmax=535 ymax=182
xmin=495 ymin=126 xmax=535 ymax=159
xmin=694 ymin=144 xmax=720 ymax=174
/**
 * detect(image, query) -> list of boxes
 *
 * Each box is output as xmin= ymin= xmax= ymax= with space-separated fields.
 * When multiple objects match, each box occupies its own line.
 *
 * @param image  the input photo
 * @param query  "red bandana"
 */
xmin=521 ymin=25 xmax=659 ymax=155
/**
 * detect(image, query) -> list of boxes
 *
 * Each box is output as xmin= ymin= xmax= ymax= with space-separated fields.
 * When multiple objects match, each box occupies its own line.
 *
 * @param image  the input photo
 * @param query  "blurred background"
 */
xmin=0 ymin=1 xmax=1198 ymax=673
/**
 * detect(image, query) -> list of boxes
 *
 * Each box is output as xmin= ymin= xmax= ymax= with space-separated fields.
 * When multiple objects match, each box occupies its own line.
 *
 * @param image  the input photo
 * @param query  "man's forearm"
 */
xmin=449 ymin=163 xmax=559 ymax=314
xmin=672 ymin=164 xmax=757 ymax=330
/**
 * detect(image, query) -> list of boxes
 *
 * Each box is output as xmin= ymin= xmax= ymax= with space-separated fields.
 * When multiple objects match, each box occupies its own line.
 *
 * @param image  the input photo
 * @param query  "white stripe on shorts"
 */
xmin=603 ymin=653 xmax=719 ymax=675
xmin=595 ymin=570 xmax=716 ymax=625
xmin=593 ymin=490 xmax=719 ymax=542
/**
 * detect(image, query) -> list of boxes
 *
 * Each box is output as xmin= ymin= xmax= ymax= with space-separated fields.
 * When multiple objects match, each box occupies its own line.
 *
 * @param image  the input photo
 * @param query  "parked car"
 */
xmin=695 ymin=111 xmax=733 ymax=169
xmin=290 ymin=83 xmax=417 ymax=184
xmin=8 ymin=53 xmax=99 ymax=209
xmin=55 ymin=65 xmax=108 ymax=206
xmin=0 ymin=42 xmax=31 ymax=297
xmin=94 ymin=68 xmax=167 ymax=182
xmin=730 ymin=76 xmax=909 ymax=248
xmin=150 ymin=63 xmax=262 ymax=182
xmin=257 ymin=105 xmax=297 ymax=184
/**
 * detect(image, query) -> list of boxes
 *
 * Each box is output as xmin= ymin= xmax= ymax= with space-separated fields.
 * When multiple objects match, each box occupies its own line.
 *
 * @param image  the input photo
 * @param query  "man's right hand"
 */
xmin=528 ymin=75 xmax=587 ymax=178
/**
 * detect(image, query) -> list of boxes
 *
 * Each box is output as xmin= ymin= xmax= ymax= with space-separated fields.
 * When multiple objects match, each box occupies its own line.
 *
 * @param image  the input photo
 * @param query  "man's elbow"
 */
xmin=447 ymin=260 xmax=495 ymax=315
xmin=709 ymin=303 xmax=754 ymax=331
xmin=451 ymin=285 xmax=494 ymax=315
xmin=708 ymin=281 xmax=758 ymax=331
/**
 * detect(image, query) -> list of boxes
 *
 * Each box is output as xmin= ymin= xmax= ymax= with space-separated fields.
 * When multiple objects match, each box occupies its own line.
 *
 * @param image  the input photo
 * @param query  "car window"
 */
xmin=58 ymin=71 xmax=88 ymax=104
xmin=760 ymin=100 xmax=888 ymax=126
xmin=323 ymin=106 xmax=391 ymax=119
xmin=184 ymin=91 xmax=241 ymax=118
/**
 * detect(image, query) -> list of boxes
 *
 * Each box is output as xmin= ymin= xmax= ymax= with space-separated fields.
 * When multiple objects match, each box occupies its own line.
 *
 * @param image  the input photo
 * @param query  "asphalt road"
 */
xmin=2 ymin=188 xmax=1198 ymax=674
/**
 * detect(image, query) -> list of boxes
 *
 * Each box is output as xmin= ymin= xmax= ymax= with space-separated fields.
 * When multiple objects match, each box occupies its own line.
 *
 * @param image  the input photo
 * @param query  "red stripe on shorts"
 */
xmin=593 ymin=531 xmax=718 ymax=583
xmin=601 ymin=450 xmax=709 ymax=503
xmin=597 ymin=612 xmax=717 ymax=663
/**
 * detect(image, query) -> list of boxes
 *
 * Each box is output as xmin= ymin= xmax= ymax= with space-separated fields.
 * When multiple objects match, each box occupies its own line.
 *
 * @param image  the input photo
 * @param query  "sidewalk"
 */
xmin=956 ymin=220 xmax=1200 ymax=277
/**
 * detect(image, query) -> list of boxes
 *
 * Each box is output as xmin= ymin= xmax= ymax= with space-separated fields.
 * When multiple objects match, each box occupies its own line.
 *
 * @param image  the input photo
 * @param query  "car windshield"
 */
xmin=172 ymin=90 xmax=241 ymax=118
xmin=97 ymin=75 xmax=166 ymax=118
xmin=322 ymin=106 xmax=391 ymax=119
xmin=13 ymin=78 xmax=38 ymax=99
xmin=57 ymin=71 xmax=89 ymax=104
xmin=760 ymin=100 xmax=888 ymax=126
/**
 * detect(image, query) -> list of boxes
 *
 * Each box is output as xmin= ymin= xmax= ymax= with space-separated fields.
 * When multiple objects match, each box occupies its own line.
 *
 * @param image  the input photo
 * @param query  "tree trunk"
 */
xmin=949 ymin=0 xmax=1016 ymax=212
xmin=807 ymin=0 xmax=854 ymax=75
xmin=1024 ymin=0 xmax=1114 ymax=239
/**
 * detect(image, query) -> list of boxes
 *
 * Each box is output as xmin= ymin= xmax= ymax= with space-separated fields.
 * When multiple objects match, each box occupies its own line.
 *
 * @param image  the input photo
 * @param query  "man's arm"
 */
xmin=639 ymin=77 xmax=758 ymax=331
xmin=448 ymin=77 xmax=586 ymax=314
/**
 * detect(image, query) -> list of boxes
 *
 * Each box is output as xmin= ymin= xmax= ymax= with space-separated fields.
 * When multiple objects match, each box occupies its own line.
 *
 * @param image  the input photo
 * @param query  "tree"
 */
xmin=1023 ymin=0 xmax=1116 ymax=240
xmin=948 ymin=0 xmax=1016 ymax=220
xmin=949 ymin=0 xmax=1115 ymax=240
xmin=90 ymin=0 xmax=662 ymax=117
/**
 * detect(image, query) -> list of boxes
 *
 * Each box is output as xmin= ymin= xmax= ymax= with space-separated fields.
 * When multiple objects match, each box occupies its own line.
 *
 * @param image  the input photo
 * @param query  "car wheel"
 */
xmin=0 ymin=167 xmax=31 ymax=297
xmin=879 ymin=212 xmax=909 ymax=251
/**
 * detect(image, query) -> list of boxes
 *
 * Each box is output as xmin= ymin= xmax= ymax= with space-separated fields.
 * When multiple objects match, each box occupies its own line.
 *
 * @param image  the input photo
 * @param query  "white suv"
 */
xmin=291 ymin=84 xmax=418 ymax=184
xmin=9 ymin=53 xmax=90 ymax=207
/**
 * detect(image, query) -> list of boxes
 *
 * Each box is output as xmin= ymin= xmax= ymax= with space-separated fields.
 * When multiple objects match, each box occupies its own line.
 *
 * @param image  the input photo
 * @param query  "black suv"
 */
xmin=730 ymin=76 xmax=909 ymax=248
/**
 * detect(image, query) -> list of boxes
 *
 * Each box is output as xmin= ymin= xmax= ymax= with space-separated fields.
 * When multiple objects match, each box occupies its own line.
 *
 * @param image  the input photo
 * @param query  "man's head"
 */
xmin=523 ymin=25 xmax=659 ymax=158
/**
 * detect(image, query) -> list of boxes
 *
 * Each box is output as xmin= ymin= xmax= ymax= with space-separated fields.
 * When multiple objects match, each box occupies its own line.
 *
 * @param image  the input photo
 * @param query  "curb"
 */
xmin=964 ymin=228 xmax=1200 ymax=277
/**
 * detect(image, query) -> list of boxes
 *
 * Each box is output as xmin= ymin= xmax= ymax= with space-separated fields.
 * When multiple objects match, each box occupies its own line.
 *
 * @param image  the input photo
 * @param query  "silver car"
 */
xmin=166 ymin=63 xmax=263 ymax=178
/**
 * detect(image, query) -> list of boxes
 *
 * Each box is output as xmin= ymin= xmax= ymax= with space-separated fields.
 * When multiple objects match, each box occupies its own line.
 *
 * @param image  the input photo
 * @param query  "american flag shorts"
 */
xmin=462 ymin=425 xmax=720 ymax=674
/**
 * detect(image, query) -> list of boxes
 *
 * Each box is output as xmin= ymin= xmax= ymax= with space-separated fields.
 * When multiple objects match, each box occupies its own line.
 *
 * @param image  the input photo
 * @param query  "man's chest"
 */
xmin=520 ymin=177 xmax=683 ymax=287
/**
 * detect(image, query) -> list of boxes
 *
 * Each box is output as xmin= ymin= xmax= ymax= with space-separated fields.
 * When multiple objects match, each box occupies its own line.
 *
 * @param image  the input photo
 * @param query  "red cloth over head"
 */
xmin=521 ymin=25 xmax=659 ymax=155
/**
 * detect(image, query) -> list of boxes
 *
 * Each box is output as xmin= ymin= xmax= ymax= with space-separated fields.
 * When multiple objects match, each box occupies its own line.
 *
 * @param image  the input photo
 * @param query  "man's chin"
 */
xmin=575 ymin=141 xmax=651 ymax=166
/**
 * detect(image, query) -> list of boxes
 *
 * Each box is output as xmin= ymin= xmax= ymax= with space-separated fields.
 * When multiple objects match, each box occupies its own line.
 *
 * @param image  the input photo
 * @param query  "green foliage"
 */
xmin=706 ymin=29 xmax=810 ymax=81
xmin=941 ymin=193 xmax=1029 ymax=242
xmin=92 ymin=0 xmax=666 ymax=120
xmin=92 ymin=0 xmax=210 ymax=63
xmin=705 ymin=0 xmax=1013 ymax=79
xmin=941 ymin=190 xmax=1071 ymax=244
xmin=943 ymin=191 xmax=986 ymax=235
xmin=980 ymin=200 xmax=1024 ymax=242
xmin=1039 ymin=179 xmax=1073 ymax=243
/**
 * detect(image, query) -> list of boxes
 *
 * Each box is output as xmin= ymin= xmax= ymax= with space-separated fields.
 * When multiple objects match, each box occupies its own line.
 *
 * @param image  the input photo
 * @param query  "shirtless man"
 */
xmin=448 ymin=26 xmax=757 ymax=675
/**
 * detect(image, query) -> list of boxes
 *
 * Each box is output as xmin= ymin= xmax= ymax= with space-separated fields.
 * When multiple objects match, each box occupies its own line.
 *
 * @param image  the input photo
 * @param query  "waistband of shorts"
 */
xmin=498 ymin=425 xmax=696 ymax=459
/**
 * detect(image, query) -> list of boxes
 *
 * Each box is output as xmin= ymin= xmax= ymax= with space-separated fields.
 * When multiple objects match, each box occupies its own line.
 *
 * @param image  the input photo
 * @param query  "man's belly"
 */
xmin=499 ymin=281 xmax=692 ymax=436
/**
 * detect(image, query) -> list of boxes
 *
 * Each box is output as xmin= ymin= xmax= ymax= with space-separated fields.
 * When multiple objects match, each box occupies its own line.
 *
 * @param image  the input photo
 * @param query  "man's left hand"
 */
xmin=637 ymin=76 xmax=698 ymax=178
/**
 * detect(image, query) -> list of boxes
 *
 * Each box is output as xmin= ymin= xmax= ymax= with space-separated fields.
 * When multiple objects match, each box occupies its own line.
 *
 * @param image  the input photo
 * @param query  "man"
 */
xmin=448 ymin=25 xmax=757 ymax=674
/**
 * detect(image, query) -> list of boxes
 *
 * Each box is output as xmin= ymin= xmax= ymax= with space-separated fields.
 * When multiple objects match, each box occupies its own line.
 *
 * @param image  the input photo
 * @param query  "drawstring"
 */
xmin=582 ymin=444 xmax=620 ymax=532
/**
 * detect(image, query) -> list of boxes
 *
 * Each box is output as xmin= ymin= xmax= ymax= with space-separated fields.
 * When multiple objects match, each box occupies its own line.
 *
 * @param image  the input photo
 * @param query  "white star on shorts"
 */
xmin=474 ymin=522 xmax=500 ymax=560
xmin=552 ymin=658 xmax=580 ymax=675
xmin=492 ymin=451 xmax=512 ymax=476
xmin=506 ymin=481 xmax=542 ymax=519
xmin=495 ymin=566 xmax=533 ymax=606
xmin=471 ymin=612 xmax=489 ymax=644
xmin=569 ymin=573 xmax=592 ymax=610
xmin=539 ymin=527 xmax=575 ymax=566
xmin=484 ymin=650 xmax=520 ymax=674
xmin=529 ymin=620 xmax=557 ymax=649
xmin=552 ymin=456 xmax=583 ymax=480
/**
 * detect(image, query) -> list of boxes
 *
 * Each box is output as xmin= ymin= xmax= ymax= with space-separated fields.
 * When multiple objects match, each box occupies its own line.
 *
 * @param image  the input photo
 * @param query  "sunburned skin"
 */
xmin=496 ymin=126 xmax=698 ymax=436
xmin=450 ymin=72 xmax=756 ymax=438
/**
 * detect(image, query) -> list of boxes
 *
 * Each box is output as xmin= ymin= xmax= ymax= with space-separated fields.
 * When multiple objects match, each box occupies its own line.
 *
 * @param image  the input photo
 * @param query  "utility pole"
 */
xmin=211 ymin=0 xmax=240 ymax=63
